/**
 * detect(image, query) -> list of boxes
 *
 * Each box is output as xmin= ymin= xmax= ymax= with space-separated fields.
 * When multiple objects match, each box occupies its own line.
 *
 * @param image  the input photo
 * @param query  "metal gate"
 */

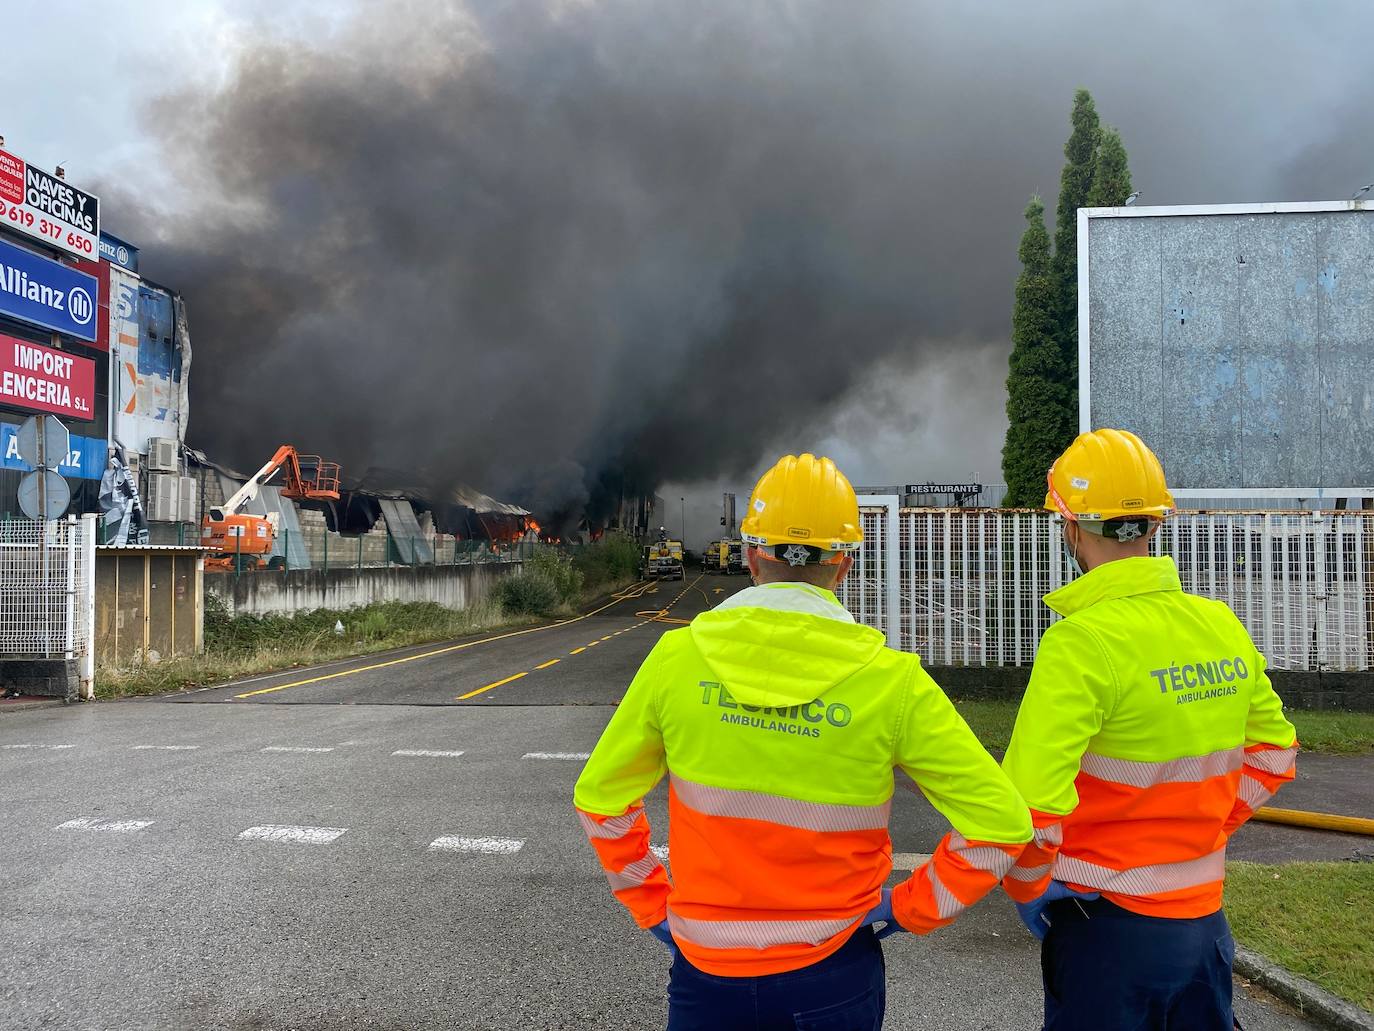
xmin=0 ymin=514 xmax=98 ymax=696
xmin=838 ymin=506 xmax=1374 ymax=672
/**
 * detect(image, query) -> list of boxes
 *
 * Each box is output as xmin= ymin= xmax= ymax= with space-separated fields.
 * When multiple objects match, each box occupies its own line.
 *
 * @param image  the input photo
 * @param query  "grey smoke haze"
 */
xmin=116 ymin=0 xmax=1373 ymax=513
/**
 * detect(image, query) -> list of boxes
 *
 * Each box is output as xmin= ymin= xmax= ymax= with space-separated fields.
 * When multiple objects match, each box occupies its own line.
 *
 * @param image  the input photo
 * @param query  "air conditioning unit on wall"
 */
xmin=179 ymin=476 xmax=197 ymax=524
xmin=147 ymin=437 xmax=179 ymax=473
xmin=147 ymin=473 xmax=180 ymax=523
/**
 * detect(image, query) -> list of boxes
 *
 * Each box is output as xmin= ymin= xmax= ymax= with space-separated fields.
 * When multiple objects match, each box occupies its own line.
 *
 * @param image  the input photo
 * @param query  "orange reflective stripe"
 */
xmin=668 ymin=912 xmax=857 ymax=950
xmin=1054 ymin=847 xmax=1226 ymax=896
xmin=1236 ymin=773 xmax=1273 ymax=811
xmin=927 ymin=866 xmax=966 ymax=920
xmin=578 ymin=807 xmax=644 ymax=840
xmin=1079 ymin=745 xmax=1242 ymax=788
xmin=606 ymin=853 xmax=666 ymax=892
xmin=669 ymin=774 xmax=890 ymax=832
xmin=665 ymin=785 xmax=889 ymax=912
xmin=947 ymin=832 xmax=1019 ymax=879
xmin=1245 ymin=744 xmax=1297 ymax=776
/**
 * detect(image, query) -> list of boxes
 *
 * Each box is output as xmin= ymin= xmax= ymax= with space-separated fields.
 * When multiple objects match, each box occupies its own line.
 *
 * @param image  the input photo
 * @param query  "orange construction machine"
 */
xmin=201 ymin=446 xmax=341 ymax=571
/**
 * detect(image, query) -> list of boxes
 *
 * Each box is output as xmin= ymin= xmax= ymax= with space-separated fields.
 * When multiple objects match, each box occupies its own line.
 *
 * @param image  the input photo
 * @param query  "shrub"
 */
xmin=527 ymin=546 xmax=584 ymax=603
xmin=494 ymin=570 xmax=561 ymax=616
xmin=573 ymin=533 xmax=642 ymax=590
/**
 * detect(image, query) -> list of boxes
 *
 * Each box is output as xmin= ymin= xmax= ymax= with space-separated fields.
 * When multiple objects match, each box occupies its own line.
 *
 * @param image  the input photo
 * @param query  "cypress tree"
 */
xmin=1085 ymin=126 xmax=1132 ymax=207
xmin=1002 ymin=197 xmax=1071 ymax=507
xmin=1051 ymin=89 xmax=1100 ymax=378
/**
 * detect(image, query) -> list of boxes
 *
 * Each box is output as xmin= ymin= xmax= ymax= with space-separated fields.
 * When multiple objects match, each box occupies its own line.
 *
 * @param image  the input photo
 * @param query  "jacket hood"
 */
xmin=688 ymin=583 xmax=886 ymax=707
xmin=1043 ymin=555 xmax=1182 ymax=617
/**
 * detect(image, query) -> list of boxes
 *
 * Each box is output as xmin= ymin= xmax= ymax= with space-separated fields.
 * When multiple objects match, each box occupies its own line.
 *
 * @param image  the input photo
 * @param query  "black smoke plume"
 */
xmin=120 ymin=0 xmax=1374 ymax=514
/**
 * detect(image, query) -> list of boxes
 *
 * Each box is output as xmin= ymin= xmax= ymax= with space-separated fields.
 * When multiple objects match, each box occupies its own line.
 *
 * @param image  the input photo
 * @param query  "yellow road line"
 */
xmin=234 ymin=580 xmax=650 ymax=699
xmin=458 ymin=671 xmax=528 ymax=700
xmin=451 ymin=574 xmax=708 ymax=706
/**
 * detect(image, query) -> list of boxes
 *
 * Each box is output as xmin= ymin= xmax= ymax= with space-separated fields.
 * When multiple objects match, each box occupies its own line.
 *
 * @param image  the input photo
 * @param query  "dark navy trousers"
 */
xmin=667 ymin=925 xmax=886 ymax=1031
xmin=1041 ymin=898 xmax=1236 ymax=1031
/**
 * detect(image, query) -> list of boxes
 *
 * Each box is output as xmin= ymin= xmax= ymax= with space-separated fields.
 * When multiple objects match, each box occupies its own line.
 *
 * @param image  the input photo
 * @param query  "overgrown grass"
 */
xmin=1287 ymin=709 xmax=1374 ymax=756
xmin=96 ymin=538 xmax=652 ymax=700
xmin=1226 ymin=861 xmax=1374 ymax=1012
xmin=95 ymin=596 xmax=528 ymax=699
xmin=573 ymin=534 xmax=642 ymax=592
xmin=949 ymin=698 xmax=1373 ymax=756
xmin=952 ymin=699 xmax=1020 ymax=752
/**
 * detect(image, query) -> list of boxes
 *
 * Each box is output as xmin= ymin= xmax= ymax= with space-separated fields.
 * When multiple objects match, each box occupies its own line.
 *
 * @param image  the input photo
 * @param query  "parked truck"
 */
xmin=646 ymin=529 xmax=685 ymax=580
xmin=722 ymin=538 xmax=745 ymax=575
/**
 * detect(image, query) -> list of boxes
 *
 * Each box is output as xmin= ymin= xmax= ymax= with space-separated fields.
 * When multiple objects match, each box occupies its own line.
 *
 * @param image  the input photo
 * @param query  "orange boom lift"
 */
xmin=201 ymin=446 xmax=341 ymax=571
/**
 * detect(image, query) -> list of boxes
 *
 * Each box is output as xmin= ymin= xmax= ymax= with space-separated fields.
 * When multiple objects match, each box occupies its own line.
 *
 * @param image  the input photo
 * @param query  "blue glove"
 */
xmin=862 ymin=887 xmax=909 ymax=940
xmin=648 ymin=920 xmax=677 ymax=953
xmin=1015 ymin=881 xmax=1100 ymax=940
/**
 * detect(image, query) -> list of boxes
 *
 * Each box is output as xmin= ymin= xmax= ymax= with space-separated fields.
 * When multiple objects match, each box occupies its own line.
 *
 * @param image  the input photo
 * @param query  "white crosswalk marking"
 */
xmin=428 ymin=836 xmax=525 ymax=854
xmin=392 ymin=749 xmax=465 ymax=758
xmin=131 ymin=745 xmax=200 ymax=751
xmin=57 ymin=817 xmax=154 ymax=833
xmin=237 ymin=825 xmax=347 ymax=844
xmin=260 ymin=746 xmax=335 ymax=753
xmin=3 ymin=744 xmax=75 ymax=750
xmin=521 ymin=752 xmax=590 ymax=761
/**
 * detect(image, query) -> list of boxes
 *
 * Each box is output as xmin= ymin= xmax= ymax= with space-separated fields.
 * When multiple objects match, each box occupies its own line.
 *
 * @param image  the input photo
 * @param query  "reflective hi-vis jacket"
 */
xmin=574 ymin=582 xmax=1032 ymax=977
xmin=1002 ymin=556 xmax=1297 ymax=919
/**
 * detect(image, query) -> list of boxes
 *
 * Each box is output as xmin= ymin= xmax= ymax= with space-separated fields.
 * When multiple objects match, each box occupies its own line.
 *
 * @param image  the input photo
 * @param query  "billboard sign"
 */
xmin=99 ymin=232 xmax=138 ymax=272
xmin=70 ymin=254 xmax=110 ymax=351
xmin=0 ymin=237 xmax=99 ymax=341
xmin=1080 ymin=202 xmax=1374 ymax=496
xmin=0 ymin=147 xmax=100 ymax=259
xmin=0 ymin=332 xmax=96 ymax=420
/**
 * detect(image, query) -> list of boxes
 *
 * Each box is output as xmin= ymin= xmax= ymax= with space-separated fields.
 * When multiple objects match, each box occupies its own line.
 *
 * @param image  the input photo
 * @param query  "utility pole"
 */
xmin=680 ymin=497 xmax=686 ymax=543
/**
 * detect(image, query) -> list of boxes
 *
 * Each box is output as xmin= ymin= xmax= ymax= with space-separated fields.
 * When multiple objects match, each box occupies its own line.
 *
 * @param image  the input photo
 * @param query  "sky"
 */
xmin=4 ymin=0 xmax=1371 ymax=548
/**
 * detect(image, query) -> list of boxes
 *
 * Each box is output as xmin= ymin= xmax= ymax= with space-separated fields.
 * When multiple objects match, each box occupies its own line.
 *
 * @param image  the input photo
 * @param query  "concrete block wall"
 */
xmin=204 ymin=561 xmax=522 ymax=618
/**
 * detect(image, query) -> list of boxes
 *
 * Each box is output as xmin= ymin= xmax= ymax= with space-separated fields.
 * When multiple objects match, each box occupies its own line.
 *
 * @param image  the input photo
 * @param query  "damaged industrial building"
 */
xmin=0 ymin=141 xmax=664 ymax=696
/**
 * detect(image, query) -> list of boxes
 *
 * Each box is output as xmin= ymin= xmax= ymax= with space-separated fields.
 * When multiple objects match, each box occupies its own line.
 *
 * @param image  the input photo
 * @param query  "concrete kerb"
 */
xmin=1235 ymin=946 xmax=1374 ymax=1031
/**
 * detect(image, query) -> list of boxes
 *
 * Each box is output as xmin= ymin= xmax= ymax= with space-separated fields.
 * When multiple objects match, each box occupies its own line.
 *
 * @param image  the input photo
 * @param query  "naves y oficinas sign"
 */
xmin=0 ymin=148 xmax=100 ymax=259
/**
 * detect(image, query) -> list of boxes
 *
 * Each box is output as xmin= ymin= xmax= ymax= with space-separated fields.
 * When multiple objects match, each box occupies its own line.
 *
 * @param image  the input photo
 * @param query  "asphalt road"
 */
xmin=0 ymin=570 xmax=1340 ymax=1030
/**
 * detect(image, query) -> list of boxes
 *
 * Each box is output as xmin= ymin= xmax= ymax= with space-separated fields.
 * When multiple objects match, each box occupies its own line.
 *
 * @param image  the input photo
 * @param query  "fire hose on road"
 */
xmin=1253 ymin=806 xmax=1374 ymax=837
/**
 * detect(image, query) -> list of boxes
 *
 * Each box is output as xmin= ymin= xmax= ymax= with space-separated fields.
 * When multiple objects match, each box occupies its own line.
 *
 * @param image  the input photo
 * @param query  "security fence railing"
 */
xmin=837 ymin=502 xmax=1374 ymax=672
xmin=0 ymin=514 xmax=97 ymax=695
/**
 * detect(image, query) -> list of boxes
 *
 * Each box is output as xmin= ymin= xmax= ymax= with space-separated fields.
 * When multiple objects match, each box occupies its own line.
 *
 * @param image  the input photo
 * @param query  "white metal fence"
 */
xmin=0 ymin=515 xmax=98 ymax=696
xmin=838 ymin=501 xmax=1374 ymax=672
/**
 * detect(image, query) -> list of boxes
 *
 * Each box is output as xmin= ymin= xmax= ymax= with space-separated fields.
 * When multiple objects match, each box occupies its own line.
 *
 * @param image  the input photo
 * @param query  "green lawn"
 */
xmin=952 ymin=698 xmax=1374 ymax=756
xmin=1226 ymin=861 xmax=1374 ymax=1013
xmin=1287 ymin=709 xmax=1374 ymax=756
xmin=952 ymin=699 xmax=1020 ymax=752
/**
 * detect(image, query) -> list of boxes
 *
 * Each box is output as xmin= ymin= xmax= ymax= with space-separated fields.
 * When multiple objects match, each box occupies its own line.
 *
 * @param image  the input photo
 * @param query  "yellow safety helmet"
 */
xmin=741 ymin=453 xmax=862 ymax=564
xmin=1045 ymin=428 xmax=1174 ymax=533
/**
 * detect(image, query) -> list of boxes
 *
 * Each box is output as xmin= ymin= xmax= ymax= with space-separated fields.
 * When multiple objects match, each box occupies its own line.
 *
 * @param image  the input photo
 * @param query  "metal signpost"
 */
xmin=16 ymin=413 xmax=71 ymax=655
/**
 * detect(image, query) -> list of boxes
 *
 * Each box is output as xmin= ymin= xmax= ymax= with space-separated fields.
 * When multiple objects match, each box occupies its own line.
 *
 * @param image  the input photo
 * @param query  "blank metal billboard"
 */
xmin=1079 ymin=202 xmax=1374 ymax=497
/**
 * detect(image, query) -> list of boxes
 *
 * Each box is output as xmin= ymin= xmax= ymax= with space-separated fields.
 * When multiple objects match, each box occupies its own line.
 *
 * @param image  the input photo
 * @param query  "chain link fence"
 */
xmin=838 ymin=503 xmax=1374 ymax=672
